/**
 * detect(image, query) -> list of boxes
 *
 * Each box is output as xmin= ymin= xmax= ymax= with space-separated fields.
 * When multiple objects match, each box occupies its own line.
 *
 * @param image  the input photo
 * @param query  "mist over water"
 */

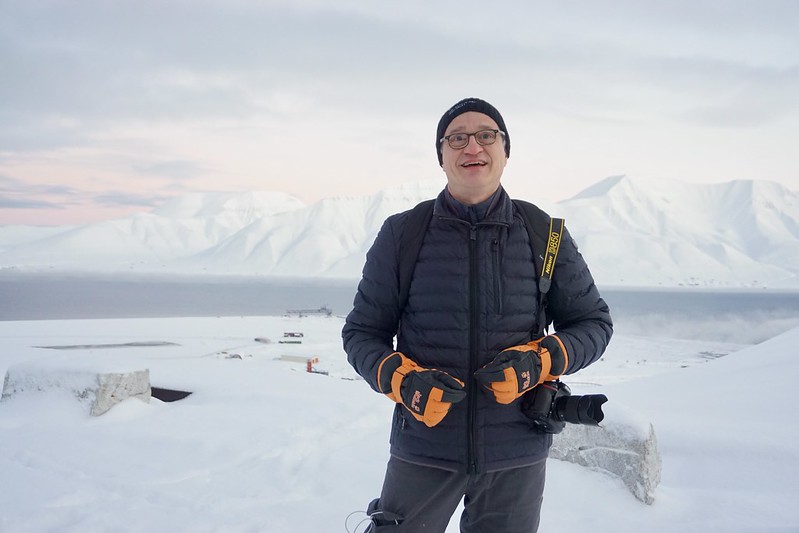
xmin=601 ymin=288 xmax=799 ymax=344
xmin=1 ymin=273 xmax=797 ymax=345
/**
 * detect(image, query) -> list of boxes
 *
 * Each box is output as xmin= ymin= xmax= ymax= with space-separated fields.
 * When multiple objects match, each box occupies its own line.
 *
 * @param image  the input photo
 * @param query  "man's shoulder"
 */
xmin=511 ymin=199 xmax=551 ymax=224
xmin=386 ymin=198 xmax=437 ymax=229
xmin=384 ymin=199 xmax=433 ymax=249
xmin=397 ymin=198 xmax=436 ymax=217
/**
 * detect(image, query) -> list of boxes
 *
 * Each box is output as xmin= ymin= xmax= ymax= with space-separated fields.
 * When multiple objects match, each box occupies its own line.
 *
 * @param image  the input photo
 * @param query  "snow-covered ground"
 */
xmin=1 ymin=315 xmax=797 ymax=532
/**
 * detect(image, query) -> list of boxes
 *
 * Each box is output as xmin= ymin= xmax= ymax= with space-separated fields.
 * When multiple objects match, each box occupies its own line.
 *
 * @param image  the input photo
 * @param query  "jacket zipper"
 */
xmin=468 ymin=224 xmax=479 ymax=474
xmin=439 ymin=216 xmax=508 ymax=474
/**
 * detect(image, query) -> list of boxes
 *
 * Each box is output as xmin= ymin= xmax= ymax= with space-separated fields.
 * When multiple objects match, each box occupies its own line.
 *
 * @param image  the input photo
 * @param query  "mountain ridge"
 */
xmin=1 ymin=177 xmax=797 ymax=288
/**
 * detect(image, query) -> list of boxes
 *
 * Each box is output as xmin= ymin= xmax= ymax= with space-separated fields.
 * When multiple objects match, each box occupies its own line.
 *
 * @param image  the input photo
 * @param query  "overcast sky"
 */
xmin=1 ymin=0 xmax=797 ymax=225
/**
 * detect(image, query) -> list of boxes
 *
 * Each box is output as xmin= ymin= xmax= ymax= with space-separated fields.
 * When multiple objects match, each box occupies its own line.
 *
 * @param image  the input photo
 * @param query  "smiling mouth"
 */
xmin=461 ymin=161 xmax=486 ymax=167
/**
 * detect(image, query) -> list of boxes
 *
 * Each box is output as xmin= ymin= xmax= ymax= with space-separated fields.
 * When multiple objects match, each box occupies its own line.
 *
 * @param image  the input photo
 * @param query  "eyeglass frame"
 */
xmin=439 ymin=129 xmax=506 ymax=150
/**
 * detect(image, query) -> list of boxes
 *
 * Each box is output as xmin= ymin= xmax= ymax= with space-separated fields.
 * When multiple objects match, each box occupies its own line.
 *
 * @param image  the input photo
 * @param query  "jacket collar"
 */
xmin=435 ymin=185 xmax=514 ymax=225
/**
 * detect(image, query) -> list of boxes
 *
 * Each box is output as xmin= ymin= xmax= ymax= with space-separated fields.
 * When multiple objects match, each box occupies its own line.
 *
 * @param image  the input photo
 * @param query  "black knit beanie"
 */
xmin=436 ymin=97 xmax=510 ymax=165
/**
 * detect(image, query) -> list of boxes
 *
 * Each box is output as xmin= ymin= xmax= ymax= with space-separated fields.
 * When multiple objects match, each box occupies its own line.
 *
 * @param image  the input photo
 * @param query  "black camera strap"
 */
xmin=540 ymin=216 xmax=565 ymax=288
xmin=515 ymin=201 xmax=564 ymax=337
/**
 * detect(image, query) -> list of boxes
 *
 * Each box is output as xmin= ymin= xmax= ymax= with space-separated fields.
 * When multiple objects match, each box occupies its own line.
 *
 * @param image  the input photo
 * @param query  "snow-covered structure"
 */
xmin=2 ymin=355 xmax=150 ymax=416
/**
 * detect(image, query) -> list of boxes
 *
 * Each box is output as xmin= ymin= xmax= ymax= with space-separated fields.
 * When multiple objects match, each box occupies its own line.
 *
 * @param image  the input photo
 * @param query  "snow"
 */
xmin=2 ymin=176 xmax=798 ymax=288
xmin=2 ymin=314 xmax=798 ymax=532
xmin=1 ymin=175 xmax=798 ymax=530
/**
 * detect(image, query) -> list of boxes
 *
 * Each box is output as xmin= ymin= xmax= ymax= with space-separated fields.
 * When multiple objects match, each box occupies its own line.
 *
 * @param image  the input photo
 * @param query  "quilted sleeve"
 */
xmin=546 ymin=226 xmax=613 ymax=373
xmin=342 ymin=213 xmax=405 ymax=392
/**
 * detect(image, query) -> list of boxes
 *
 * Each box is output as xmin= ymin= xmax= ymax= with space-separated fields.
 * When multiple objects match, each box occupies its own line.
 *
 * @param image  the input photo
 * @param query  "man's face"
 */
xmin=440 ymin=111 xmax=508 ymax=205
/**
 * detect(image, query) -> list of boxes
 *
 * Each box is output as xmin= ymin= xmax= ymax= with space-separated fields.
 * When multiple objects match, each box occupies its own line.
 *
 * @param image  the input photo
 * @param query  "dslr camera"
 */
xmin=522 ymin=380 xmax=607 ymax=434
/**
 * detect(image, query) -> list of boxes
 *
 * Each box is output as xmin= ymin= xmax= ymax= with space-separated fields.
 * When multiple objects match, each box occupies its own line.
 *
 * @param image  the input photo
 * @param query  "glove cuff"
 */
xmin=376 ymin=352 xmax=419 ymax=403
xmin=540 ymin=335 xmax=568 ymax=380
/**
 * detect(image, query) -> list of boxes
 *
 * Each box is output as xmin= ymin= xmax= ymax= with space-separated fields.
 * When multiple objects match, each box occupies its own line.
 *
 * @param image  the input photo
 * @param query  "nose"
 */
xmin=463 ymin=134 xmax=484 ymax=154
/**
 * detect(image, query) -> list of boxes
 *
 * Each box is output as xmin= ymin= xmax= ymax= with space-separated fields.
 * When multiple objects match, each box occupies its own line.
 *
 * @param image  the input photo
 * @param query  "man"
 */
xmin=343 ymin=97 xmax=612 ymax=532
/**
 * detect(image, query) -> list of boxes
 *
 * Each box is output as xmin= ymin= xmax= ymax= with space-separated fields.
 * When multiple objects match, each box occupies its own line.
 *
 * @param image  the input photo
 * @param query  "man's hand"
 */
xmin=377 ymin=352 xmax=466 ymax=427
xmin=474 ymin=335 xmax=568 ymax=405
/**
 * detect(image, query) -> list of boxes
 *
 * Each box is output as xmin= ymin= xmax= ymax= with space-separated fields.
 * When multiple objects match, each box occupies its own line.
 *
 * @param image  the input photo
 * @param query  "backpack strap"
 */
xmin=398 ymin=199 xmax=435 ymax=312
xmin=512 ymin=200 xmax=565 ymax=337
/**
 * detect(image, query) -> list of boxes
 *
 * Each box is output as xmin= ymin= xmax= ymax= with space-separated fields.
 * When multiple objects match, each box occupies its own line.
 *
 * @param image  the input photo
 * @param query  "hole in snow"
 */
xmin=151 ymin=387 xmax=192 ymax=402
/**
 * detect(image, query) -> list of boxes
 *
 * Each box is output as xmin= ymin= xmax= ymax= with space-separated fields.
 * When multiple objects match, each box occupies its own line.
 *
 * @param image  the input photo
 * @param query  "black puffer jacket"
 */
xmin=343 ymin=186 xmax=612 ymax=473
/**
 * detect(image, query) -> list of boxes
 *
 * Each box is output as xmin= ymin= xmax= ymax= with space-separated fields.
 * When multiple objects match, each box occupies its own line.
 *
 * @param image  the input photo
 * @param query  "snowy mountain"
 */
xmin=559 ymin=176 xmax=799 ymax=287
xmin=0 ymin=191 xmax=306 ymax=269
xmin=1 ymin=177 xmax=798 ymax=288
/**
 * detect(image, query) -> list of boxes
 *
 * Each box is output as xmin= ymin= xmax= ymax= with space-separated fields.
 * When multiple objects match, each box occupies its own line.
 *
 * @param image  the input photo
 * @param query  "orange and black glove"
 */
xmin=376 ymin=352 xmax=466 ymax=428
xmin=474 ymin=335 xmax=568 ymax=405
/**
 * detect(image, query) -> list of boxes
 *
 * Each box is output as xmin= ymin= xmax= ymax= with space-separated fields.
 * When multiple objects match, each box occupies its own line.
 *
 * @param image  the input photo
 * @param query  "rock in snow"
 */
xmin=2 ymin=358 xmax=151 ymax=416
xmin=550 ymin=401 xmax=662 ymax=504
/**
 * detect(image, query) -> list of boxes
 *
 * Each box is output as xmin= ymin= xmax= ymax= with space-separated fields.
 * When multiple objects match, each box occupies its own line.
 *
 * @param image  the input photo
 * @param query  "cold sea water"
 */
xmin=1 ymin=272 xmax=797 ymax=345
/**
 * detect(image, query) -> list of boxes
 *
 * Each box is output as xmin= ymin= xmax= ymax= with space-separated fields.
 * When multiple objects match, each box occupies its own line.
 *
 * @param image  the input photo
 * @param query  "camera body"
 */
xmin=522 ymin=380 xmax=607 ymax=434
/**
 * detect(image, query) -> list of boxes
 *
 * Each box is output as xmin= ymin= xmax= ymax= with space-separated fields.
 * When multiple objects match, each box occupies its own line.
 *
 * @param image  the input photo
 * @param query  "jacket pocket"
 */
xmin=389 ymin=404 xmax=406 ymax=445
xmin=492 ymin=238 xmax=504 ymax=314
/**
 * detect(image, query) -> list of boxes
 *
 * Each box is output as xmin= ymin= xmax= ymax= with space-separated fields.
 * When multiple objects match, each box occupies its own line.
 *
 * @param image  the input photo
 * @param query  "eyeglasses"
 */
xmin=439 ymin=129 xmax=505 ymax=150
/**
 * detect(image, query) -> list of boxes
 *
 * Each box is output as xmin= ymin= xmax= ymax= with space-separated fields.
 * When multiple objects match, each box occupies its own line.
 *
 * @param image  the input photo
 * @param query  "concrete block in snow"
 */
xmin=549 ymin=402 xmax=662 ymax=504
xmin=2 ymin=358 xmax=151 ymax=416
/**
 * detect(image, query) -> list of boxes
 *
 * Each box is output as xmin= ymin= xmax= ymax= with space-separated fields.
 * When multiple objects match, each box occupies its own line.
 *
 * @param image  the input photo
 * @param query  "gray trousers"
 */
xmin=366 ymin=456 xmax=546 ymax=532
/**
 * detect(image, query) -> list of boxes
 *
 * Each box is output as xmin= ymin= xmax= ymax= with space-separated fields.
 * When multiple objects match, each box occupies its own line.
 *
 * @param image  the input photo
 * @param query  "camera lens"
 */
xmin=553 ymin=394 xmax=607 ymax=426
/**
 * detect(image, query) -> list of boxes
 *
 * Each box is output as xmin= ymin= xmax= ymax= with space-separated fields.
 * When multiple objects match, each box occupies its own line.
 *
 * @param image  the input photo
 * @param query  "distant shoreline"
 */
xmin=2 ymin=272 xmax=798 ymax=345
xmin=2 ymin=269 xmax=796 ymax=292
